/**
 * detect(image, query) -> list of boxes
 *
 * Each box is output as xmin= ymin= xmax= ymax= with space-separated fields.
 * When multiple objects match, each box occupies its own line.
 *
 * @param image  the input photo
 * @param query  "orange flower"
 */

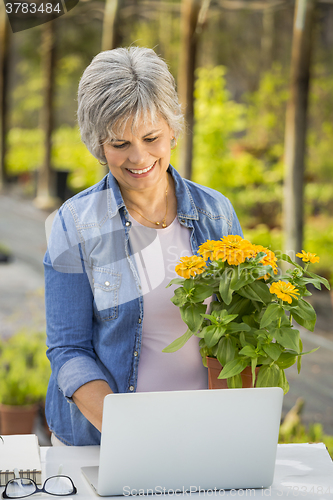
xmin=175 ymin=255 xmax=206 ymax=279
xmin=198 ymin=240 xmax=218 ymax=261
xmin=252 ymin=244 xmax=278 ymax=275
xmin=270 ymin=281 xmax=299 ymax=304
xmin=296 ymin=250 xmax=320 ymax=264
xmin=213 ymin=235 xmax=254 ymax=266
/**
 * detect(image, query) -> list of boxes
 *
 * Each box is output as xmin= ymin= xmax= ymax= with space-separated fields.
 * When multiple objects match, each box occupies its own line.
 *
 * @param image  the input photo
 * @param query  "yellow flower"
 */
xmin=213 ymin=235 xmax=254 ymax=266
xmin=175 ymin=255 xmax=206 ymax=279
xmin=296 ymin=250 xmax=320 ymax=264
xmin=270 ymin=281 xmax=300 ymax=304
xmin=252 ymin=244 xmax=278 ymax=275
xmin=198 ymin=240 xmax=218 ymax=261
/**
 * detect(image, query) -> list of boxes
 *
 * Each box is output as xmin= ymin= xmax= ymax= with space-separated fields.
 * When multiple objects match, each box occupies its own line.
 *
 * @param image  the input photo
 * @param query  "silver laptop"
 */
xmin=82 ymin=387 xmax=283 ymax=496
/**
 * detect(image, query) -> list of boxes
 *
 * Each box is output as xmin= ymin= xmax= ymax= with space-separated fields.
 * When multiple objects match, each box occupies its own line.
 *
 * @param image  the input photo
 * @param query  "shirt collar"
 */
xmin=106 ymin=165 xmax=199 ymax=221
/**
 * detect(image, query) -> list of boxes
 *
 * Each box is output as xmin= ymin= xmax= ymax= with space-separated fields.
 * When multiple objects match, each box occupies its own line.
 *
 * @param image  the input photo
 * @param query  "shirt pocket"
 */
xmin=92 ymin=267 xmax=121 ymax=321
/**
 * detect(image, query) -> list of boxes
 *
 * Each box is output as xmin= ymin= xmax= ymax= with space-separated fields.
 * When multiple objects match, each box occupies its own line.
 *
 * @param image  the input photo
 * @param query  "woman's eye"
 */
xmin=113 ymin=142 xmax=128 ymax=149
xmin=144 ymin=137 xmax=158 ymax=143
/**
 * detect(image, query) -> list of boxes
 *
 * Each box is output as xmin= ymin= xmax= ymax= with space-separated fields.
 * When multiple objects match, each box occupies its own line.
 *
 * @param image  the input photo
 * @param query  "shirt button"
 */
xmin=133 ymin=351 xmax=138 ymax=357
xmin=129 ymin=386 xmax=134 ymax=392
xmin=104 ymin=281 xmax=110 ymax=287
xmin=181 ymin=219 xmax=185 ymax=224
xmin=138 ymin=318 xmax=142 ymax=324
xmin=125 ymin=221 xmax=131 ymax=227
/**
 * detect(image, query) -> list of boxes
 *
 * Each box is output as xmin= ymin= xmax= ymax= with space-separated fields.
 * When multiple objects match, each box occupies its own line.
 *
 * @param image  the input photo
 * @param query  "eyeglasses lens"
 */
xmin=6 ymin=478 xmax=36 ymax=498
xmin=44 ymin=476 xmax=74 ymax=495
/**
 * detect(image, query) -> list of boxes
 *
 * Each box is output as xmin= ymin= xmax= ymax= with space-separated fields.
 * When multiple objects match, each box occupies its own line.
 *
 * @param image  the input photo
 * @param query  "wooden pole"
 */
xmin=34 ymin=21 xmax=58 ymax=209
xmin=177 ymin=0 xmax=202 ymax=180
xmin=101 ymin=0 xmax=120 ymax=51
xmin=0 ymin=3 xmax=9 ymax=191
xmin=261 ymin=4 xmax=274 ymax=70
xmin=283 ymin=0 xmax=317 ymax=257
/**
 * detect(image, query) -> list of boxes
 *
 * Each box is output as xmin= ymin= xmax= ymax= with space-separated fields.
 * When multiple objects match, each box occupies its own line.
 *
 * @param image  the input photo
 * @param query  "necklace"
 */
xmin=128 ymin=176 xmax=169 ymax=228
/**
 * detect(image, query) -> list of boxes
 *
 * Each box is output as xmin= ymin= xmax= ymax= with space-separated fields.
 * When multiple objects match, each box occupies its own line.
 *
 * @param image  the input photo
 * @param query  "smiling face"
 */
xmin=103 ymin=115 xmax=174 ymax=194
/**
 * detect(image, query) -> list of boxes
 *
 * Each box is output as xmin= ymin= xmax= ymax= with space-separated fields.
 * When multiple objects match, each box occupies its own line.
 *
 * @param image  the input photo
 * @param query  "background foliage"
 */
xmin=4 ymin=0 xmax=333 ymax=283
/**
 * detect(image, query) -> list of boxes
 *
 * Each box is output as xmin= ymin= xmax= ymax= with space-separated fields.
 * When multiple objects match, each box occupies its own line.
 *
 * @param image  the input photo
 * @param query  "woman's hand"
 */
xmin=72 ymin=380 xmax=113 ymax=432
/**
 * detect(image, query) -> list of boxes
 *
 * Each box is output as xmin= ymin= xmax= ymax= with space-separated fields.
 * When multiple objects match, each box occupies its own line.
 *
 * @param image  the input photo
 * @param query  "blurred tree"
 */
xmin=0 ymin=3 xmax=10 ymax=189
xmin=283 ymin=0 xmax=317 ymax=256
xmin=261 ymin=3 xmax=275 ymax=70
xmin=102 ymin=0 xmax=121 ymax=50
xmin=178 ymin=0 xmax=211 ymax=180
xmin=34 ymin=21 xmax=58 ymax=209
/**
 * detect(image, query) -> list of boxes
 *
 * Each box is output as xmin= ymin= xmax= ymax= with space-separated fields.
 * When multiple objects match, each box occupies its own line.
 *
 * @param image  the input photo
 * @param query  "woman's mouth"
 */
xmin=126 ymin=161 xmax=157 ymax=176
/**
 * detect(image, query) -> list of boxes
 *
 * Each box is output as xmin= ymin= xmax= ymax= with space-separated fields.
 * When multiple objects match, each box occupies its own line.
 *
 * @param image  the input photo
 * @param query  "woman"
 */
xmin=44 ymin=46 xmax=243 ymax=446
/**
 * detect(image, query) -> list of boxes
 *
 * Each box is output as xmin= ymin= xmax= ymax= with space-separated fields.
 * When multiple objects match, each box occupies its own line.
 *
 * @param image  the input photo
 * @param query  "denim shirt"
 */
xmin=44 ymin=165 xmax=243 ymax=446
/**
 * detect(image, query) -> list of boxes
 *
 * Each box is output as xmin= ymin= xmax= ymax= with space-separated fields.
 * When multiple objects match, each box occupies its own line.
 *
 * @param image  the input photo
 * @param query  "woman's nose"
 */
xmin=128 ymin=143 xmax=149 ymax=165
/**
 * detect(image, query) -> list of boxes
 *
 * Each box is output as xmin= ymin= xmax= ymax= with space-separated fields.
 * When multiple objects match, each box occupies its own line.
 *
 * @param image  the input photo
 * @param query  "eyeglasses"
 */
xmin=2 ymin=475 xmax=77 ymax=499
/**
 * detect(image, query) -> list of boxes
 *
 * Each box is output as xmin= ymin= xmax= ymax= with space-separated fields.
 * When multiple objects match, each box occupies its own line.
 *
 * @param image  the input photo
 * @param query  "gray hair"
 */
xmin=77 ymin=46 xmax=184 ymax=162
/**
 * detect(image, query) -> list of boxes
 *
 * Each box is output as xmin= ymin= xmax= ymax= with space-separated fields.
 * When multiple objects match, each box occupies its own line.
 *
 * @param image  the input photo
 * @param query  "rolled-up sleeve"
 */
xmin=44 ymin=207 xmax=108 ymax=400
xmin=57 ymin=356 xmax=108 ymax=399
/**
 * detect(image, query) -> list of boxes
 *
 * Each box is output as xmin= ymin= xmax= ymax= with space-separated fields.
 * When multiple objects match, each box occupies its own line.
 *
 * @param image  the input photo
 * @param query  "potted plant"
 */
xmin=163 ymin=236 xmax=330 ymax=393
xmin=0 ymin=331 xmax=51 ymax=434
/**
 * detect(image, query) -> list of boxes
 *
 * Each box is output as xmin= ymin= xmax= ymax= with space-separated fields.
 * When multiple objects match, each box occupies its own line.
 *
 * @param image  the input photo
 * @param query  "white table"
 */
xmin=4 ymin=444 xmax=333 ymax=499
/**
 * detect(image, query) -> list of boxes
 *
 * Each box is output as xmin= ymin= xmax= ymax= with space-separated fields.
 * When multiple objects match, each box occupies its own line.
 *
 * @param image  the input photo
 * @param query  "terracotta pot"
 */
xmin=0 ymin=404 xmax=38 ymax=435
xmin=206 ymin=357 xmax=259 ymax=389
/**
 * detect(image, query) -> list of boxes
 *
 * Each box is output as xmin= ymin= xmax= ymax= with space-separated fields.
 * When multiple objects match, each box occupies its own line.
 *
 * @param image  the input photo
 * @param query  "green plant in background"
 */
xmin=6 ymin=126 xmax=105 ymax=191
xmin=163 ymin=236 xmax=330 ymax=392
xmin=192 ymin=66 xmax=267 ymax=194
xmin=0 ymin=331 xmax=51 ymax=406
xmin=7 ymin=128 xmax=43 ymax=175
xmin=52 ymin=125 xmax=105 ymax=191
xmin=279 ymin=398 xmax=333 ymax=459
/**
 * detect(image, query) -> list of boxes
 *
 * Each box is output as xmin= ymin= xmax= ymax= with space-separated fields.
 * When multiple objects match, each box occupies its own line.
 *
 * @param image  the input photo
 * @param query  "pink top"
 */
xmin=128 ymin=215 xmax=209 ymax=392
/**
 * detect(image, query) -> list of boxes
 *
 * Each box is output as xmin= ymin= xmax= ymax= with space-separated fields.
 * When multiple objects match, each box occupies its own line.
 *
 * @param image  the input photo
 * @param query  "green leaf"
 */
xmin=183 ymin=279 xmax=195 ymax=291
xmin=191 ymin=284 xmax=213 ymax=303
xmin=297 ymin=338 xmax=303 ymax=374
xmin=292 ymin=299 xmax=316 ymax=321
xmin=304 ymin=270 xmax=330 ymax=291
xmin=218 ymin=358 xmax=248 ymax=379
xmin=219 ymin=294 xmax=254 ymax=318
xmin=216 ymin=336 xmax=237 ymax=366
xmin=289 ymin=299 xmax=317 ymax=332
xmin=278 ymin=369 xmax=290 ymax=394
xmin=201 ymin=313 xmax=219 ymax=325
xmin=281 ymin=253 xmax=303 ymax=270
xmin=252 ymin=265 xmax=275 ymax=280
xmin=276 ymin=352 xmax=297 ymax=369
xmin=227 ymin=374 xmax=242 ymax=388
xmin=230 ymin=268 xmax=255 ymax=291
xmin=262 ymin=343 xmax=283 ymax=361
xmin=162 ymin=328 xmax=194 ymax=353
xmin=171 ymin=287 xmax=189 ymax=307
xmin=239 ymin=345 xmax=257 ymax=357
xmin=180 ymin=303 xmax=207 ymax=332
xmin=292 ymin=313 xmax=316 ymax=332
xmin=273 ymin=327 xmax=300 ymax=352
xmin=204 ymin=326 xmax=226 ymax=348
xmin=260 ymin=303 xmax=284 ymax=329
xmin=166 ymin=278 xmax=185 ymax=288
xmin=226 ymin=322 xmax=251 ymax=333
xmin=251 ymin=357 xmax=258 ymax=387
xmin=237 ymin=280 xmax=272 ymax=304
xmin=219 ymin=268 xmax=234 ymax=305
xmin=291 ymin=299 xmax=317 ymax=332
xmin=256 ymin=364 xmax=281 ymax=387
